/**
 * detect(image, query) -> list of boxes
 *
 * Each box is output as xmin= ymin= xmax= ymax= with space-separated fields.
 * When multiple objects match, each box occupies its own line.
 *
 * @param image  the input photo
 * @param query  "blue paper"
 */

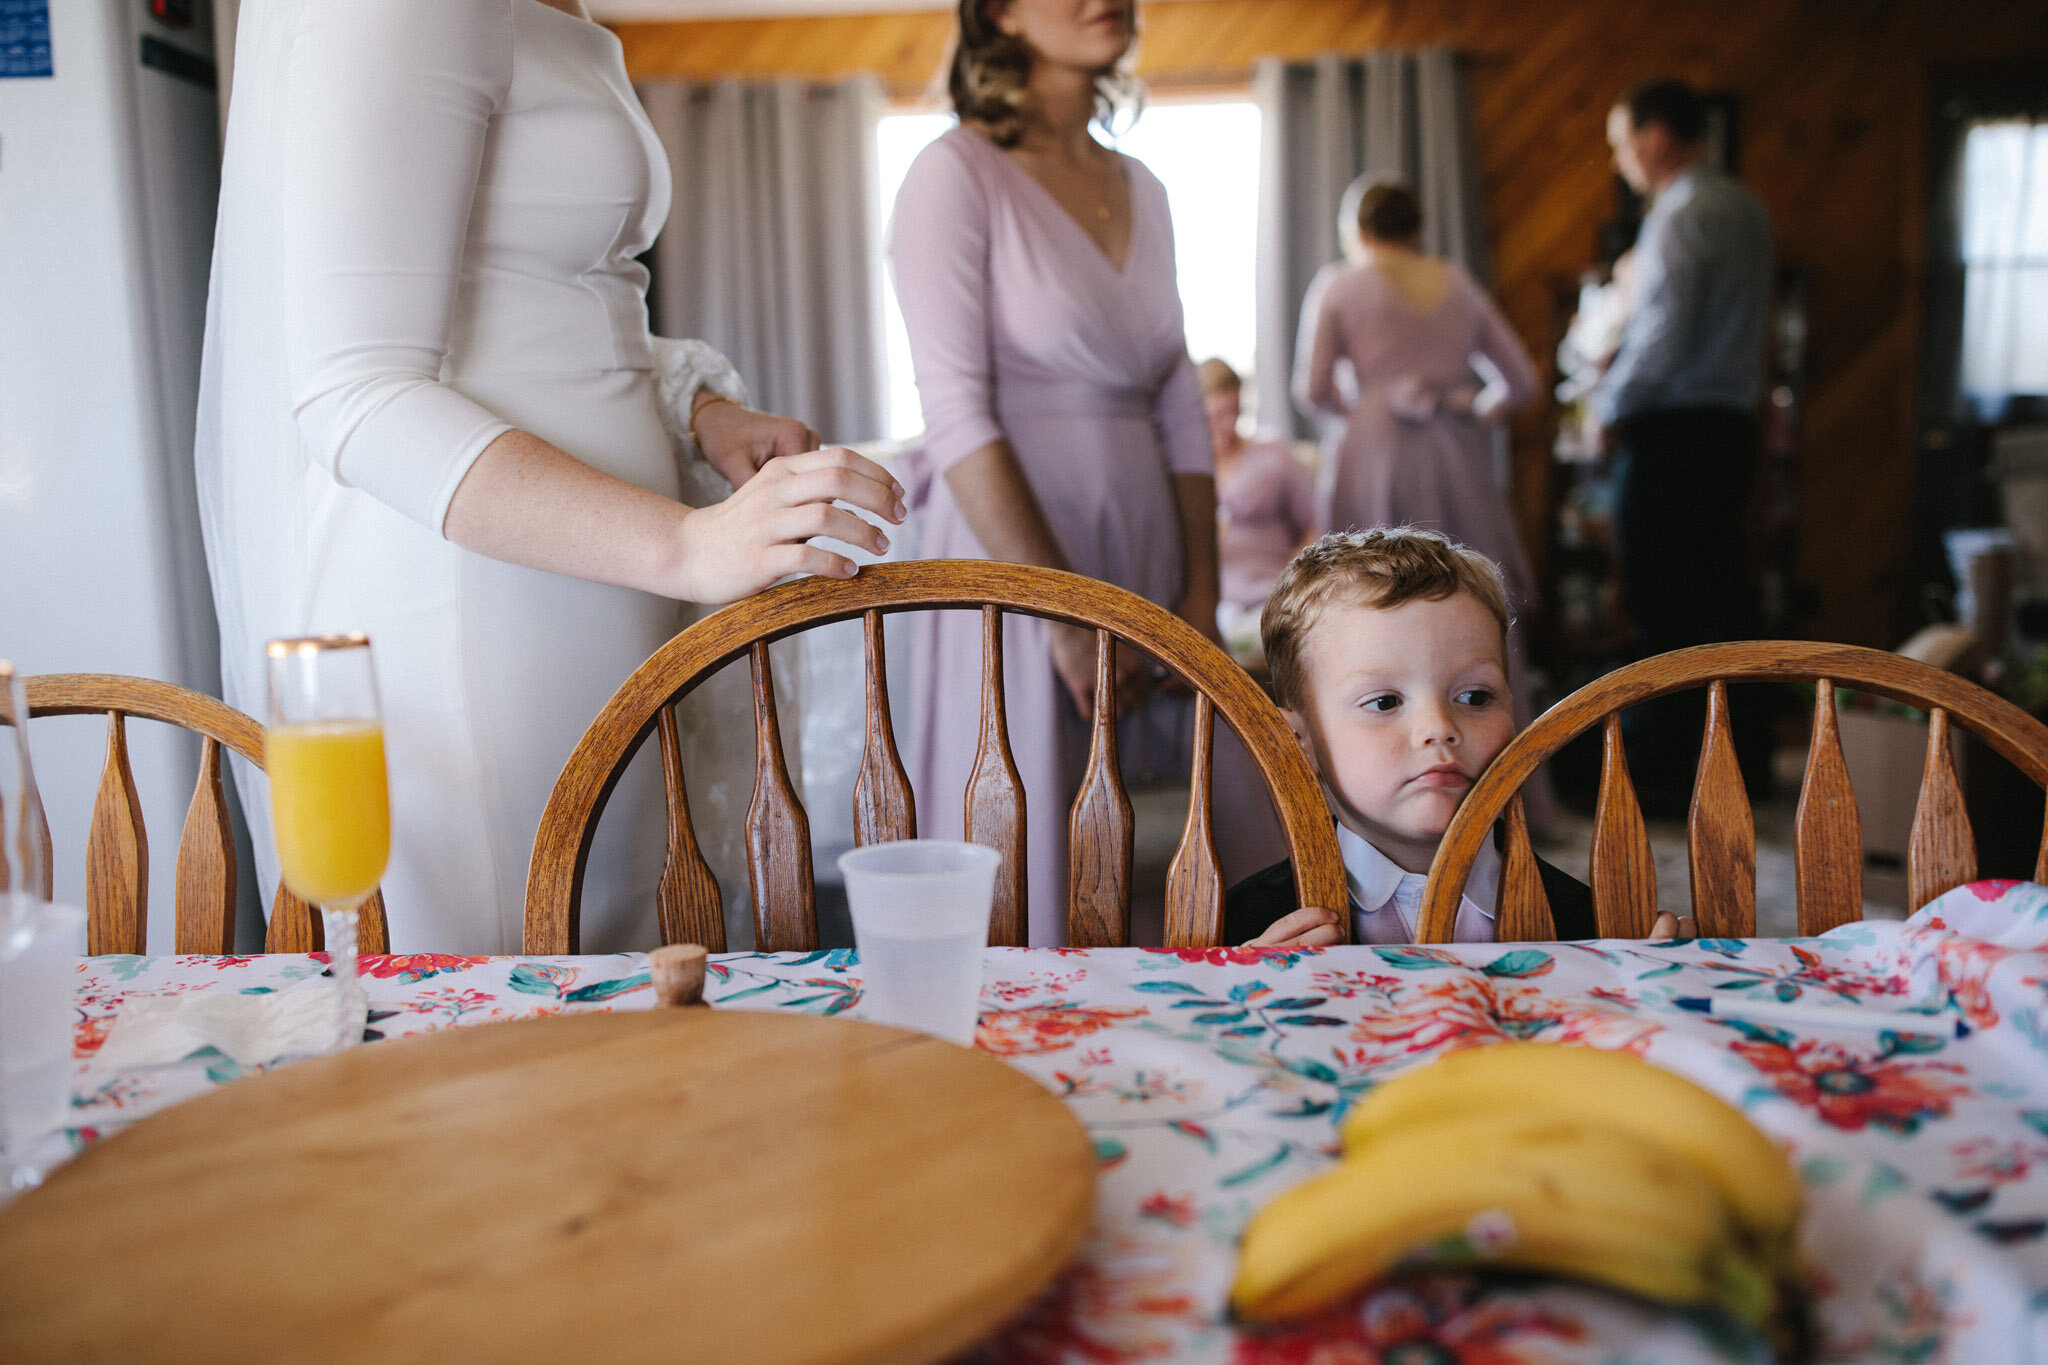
xmin=0 ymin=0 xmax=52 ymax=78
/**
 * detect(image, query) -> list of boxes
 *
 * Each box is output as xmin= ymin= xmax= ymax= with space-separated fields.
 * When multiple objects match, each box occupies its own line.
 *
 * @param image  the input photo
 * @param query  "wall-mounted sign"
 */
xmin=0 ymin=0 xmax=51 ymax=78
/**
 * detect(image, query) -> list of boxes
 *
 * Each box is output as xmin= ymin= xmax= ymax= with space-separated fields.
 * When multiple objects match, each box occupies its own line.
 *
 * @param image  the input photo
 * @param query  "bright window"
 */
xmin=875 ymin=100 xmax=1262 ymax=442
xmin=1960 ymin=118 xmax=2048 ymax=410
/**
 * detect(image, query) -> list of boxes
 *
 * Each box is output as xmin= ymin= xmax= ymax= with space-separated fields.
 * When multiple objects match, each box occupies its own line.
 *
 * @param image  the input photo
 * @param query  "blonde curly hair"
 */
xmin=1262 ymin=528 xmax=1511 ymax=713
xmin=947 ymin=0 xmax=1143 ymax=149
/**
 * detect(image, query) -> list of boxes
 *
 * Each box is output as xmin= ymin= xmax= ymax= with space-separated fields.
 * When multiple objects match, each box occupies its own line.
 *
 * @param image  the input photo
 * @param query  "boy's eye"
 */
xmin=1456 ymin=688 xmax=1498 ymax=708
xmin=1360 ymin=694 xmax=1401 ymax=713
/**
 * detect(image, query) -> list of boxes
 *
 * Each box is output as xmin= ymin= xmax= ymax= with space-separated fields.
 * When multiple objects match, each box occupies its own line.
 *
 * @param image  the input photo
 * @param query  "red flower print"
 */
xmin=1939 ymin=935 xmax=2017 ymax=1029
xmin=1968 ymin=880 xmax=2021 ymax=901
xmin=974 ymin=1232 xmax=1201 ymax=1364
xmin=74 ymin=1014 xmax=112 ymax=1057
xmin=1732 ymin=1036 xmax=1968 ymax=1134
xmin=1951 ymin=1137 xmax=2048 ymax=1186
xmin=977 ymin=1004 xmax=1149 ymax=1057
xmin=1310 ymin=970 xmax=1405 ymax=999
xmin=1150 ymin=946 xmax=1311 ymax=967
xmin=1345 ymin=975 xmax=1659 ymax=1067
xmin=200 ymin=955 xmax=260 ymax=969
xmin=356 ymin=953 xmax=491 ymax=983
xmin=1138 ymin=1191 xmax=1199 ymax=1228
xmin=1231 ymin=1276 xmax=1585 ymax=1365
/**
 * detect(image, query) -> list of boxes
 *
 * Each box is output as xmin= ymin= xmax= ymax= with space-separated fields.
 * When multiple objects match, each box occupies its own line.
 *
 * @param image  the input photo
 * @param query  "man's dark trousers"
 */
xmin=1613 ymin=405 xmax=1769 ymax=808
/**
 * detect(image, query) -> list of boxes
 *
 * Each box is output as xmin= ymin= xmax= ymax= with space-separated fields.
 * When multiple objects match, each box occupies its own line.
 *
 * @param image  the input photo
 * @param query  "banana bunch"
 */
xmin=1231 ymin=1042 xmax=1801 ymax=1331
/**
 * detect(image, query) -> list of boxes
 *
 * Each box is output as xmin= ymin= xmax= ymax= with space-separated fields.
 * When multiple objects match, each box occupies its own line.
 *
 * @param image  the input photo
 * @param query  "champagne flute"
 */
xmin=265 ymin=635 xmax=389 ymax=1052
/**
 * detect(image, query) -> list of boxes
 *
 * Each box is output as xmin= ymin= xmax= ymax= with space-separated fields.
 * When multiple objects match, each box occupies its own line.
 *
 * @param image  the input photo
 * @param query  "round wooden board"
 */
xmin=0 ymin=1010 xmax=1096 ymax=1365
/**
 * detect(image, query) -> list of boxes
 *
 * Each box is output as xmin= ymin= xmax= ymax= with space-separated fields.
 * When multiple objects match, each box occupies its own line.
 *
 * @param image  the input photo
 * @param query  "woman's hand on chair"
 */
xmin=1050 ymin=624 xmax=1151 ymax=722
xmin=692 ymin=397 xmax=821 ymax=489
xmin=673 ymin=447 xmax=905 ymax=603
xmin=1245 ymin=906 xmax=1343 ymax=948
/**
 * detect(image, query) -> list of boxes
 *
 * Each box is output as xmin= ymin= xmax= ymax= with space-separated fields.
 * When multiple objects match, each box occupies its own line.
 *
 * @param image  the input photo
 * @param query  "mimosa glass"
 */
xmin=265 ymin=635 xmax=389 ymax=1051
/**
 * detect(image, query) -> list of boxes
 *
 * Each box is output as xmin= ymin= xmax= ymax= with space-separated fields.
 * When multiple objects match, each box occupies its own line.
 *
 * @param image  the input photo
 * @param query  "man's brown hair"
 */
xmin=1261 ymin=527 xmax=1511 ymax=712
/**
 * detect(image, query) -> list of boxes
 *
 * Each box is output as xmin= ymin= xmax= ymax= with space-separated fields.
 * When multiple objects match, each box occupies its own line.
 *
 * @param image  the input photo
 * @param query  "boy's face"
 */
xmin=1284 ymin=592 xmax=1514 ymax=873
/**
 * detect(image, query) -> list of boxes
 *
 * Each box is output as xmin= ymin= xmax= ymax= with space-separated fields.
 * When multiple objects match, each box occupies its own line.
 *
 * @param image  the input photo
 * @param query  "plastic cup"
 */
xmin=0 ymin=897 xmax=86 ymax=1193
xmin=836 ymin=840 xmax=1000 ymax=1047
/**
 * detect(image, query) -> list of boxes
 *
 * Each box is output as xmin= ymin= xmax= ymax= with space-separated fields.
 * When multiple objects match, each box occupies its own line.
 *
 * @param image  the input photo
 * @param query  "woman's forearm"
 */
xmin=942 ymin=440 xmax=1073 ymax=572
xmin=442 ymin=426 xmax=902 ymax=604
xmin=443 ymin=428 xmax=695 ymax=595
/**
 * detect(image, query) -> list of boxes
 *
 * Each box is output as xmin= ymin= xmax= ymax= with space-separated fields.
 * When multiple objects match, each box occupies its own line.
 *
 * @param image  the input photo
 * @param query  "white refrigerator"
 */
xmin=0 ymin=2 xmax=252 ymax=946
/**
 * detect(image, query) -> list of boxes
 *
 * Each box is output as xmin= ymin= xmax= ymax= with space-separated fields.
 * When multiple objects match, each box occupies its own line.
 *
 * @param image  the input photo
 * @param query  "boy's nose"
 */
xmin=1412 ymin=702 xmax=1460 ymax=747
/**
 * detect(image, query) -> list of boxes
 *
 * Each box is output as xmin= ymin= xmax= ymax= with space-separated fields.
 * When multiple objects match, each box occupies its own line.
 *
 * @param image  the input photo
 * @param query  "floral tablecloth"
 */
xmin=51 ymin=882 xmax=2048 ymax=1364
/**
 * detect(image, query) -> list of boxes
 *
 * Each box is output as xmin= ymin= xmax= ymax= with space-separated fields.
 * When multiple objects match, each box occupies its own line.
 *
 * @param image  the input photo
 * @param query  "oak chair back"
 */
xmin=1420 ymin=642 xmax=2048 ymax=942
xmin=525 ymin=561 xmax=1346 ymax=953
xmin=3 ymin=674 xmax=390 ymax=956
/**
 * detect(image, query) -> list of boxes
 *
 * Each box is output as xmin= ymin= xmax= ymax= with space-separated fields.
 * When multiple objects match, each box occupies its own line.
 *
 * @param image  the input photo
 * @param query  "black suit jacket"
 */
xmin=1221 ymin=827 xmax=1597 ymax=946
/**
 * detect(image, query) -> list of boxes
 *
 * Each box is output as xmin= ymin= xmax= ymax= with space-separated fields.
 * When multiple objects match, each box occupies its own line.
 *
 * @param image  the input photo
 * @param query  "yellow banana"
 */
xmin=1232 ymin=1111 xmax=1764 ymax=1325
xmin=1339 ymin=1042 xmax=1801 ymax=1256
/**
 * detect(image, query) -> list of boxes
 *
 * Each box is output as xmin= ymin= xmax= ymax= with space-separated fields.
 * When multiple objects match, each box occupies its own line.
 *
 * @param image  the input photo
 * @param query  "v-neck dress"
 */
xmin=888 ymin=125 xmax=1213 ymax=944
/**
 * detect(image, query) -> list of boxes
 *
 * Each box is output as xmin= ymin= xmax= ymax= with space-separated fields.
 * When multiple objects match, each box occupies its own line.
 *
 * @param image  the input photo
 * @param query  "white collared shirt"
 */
xmin=1338 ymin=823 xmax=1500 ymax=945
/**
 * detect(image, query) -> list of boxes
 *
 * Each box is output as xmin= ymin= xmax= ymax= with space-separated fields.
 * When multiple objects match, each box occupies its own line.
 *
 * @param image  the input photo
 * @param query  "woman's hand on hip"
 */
xmin=692 ymin=396 xmax=820 ymax=489
xmin=673 ymin=446 xmax=906 ymax=604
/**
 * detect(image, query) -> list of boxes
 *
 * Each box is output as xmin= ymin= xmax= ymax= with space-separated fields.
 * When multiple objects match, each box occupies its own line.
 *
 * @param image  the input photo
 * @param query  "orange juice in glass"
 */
xmin=267 ymin=720 xmax=389 ymax=906
xmin=265 ymin=634 xmax=388 ymax=1051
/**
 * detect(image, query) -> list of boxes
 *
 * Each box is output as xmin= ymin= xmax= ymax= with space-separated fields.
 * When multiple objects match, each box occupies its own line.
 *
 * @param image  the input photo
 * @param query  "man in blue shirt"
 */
xmin=1593 ymin=78 xmax=1774 ymax=806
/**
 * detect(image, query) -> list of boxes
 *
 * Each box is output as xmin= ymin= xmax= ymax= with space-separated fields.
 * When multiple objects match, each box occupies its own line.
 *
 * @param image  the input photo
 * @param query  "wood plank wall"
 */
xmin=618 ymin=0 xmax=2048 ymax=651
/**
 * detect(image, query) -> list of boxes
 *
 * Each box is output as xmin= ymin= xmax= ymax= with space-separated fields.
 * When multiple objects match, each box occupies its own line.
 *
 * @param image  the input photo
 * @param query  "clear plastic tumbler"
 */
xmin=836 ymin=840 xmax=1001 ymax=1047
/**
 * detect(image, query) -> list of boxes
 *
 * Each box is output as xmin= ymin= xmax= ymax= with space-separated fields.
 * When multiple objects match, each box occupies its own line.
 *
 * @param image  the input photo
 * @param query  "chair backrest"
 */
xmin=525 ymin=560 xmax=1346 ymax=953
xmin=1419 ymin=642 xmax=2048 ymax=942
xmin=4 ymin=674 xmax=389 ymax=956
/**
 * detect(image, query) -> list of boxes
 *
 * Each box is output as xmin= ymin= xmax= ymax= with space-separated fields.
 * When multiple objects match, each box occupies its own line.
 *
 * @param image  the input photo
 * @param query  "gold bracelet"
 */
xmin=687 ymin=393 xmax=734 ymax=449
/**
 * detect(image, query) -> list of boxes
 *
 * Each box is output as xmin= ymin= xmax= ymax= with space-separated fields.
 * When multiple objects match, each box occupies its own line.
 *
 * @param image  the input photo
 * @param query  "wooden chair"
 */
xmin=524 ymin=560 xmax=1346 ymax=953
xmin=2 ymin=674 xmax=390 ymax=956
xmin=1419 ymin=641 xmax=2048 ymax=942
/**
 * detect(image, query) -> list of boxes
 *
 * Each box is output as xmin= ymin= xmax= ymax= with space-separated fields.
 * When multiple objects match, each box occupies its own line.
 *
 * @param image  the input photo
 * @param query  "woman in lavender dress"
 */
xmin=888 ymin=0 xmax=1222 ymax=944
xmin=1293 ymin=176 xmax=1539 ymax=611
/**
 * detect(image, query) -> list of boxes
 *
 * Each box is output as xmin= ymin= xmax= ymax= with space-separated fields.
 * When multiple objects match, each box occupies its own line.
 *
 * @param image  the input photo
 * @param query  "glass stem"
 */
xmin=322 ymin=905 xmax=363 ymax=1050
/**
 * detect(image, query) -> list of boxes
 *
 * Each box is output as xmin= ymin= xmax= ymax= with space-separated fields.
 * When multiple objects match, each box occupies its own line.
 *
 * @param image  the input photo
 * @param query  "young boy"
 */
xmin=1225 ymin=528 xmax=1599 ymax=947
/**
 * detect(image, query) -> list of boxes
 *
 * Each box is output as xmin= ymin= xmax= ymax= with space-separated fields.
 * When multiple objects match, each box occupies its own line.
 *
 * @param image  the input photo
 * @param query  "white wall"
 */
xmin=0 ymin=2 xmax=228 ymax=948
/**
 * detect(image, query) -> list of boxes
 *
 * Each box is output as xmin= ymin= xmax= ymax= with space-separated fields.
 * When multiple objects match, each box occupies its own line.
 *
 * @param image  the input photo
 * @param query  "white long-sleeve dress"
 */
xmin=196 ymin=0 xmax=747 ymax=953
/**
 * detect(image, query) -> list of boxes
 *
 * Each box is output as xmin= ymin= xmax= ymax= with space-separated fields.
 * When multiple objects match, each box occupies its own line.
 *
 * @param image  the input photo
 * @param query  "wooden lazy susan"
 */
xmin=0 ymin=1002 xmax=1096 ymax=1365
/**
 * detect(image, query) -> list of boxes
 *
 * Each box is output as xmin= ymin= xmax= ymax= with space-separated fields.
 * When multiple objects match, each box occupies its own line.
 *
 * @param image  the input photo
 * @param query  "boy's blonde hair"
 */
xmin=1262 ymin=527 xmax=1512 ymax=712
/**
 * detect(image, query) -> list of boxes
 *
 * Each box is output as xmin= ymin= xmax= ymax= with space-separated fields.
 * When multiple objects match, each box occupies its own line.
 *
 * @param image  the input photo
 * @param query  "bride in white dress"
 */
xmin=196 ymin=0 xmax=904 ymax=953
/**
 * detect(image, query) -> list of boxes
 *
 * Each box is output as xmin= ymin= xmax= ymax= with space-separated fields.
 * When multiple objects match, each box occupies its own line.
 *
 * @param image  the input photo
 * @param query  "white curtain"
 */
xmin=1253 ymin=50 xmax=1487 ymax=440
xmin=639 ymin=75 xmax=887 ymax=446
xmin=1960 ymin=118 xmax=2048 ymax=412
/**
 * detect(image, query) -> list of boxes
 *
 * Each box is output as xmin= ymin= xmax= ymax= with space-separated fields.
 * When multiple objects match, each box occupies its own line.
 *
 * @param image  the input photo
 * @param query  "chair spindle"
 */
xmin=1908 ymin=707 xmax=1976 ymax=910
xmin=745 ymin=641 xmax=816 ymax=951
xmin=853 ymin=610 xmax=915 ymax=847
xmin=1068 ymin=629 xmax=1133 ymax=947
xmin=656 ymin=704 xmax=724 ymax=951
xmin=1494 ymin=792 xmax=1555 ymax=941
xmin=1164 ymin=694 xmax=1224 ymax=947
xmin=2036 ymin=799 xmax=2048 ymax=886
xmin=1794 ymin=681 xmax=1863 ymax=935
xmin=173 ymin=736 xmax=237 ymax=954
xmin=86 ymin=711 xmax=147 ymax=955
xmin=966 ymin=607 xmax=1028 ymax=946
xmin=1687 ymin=679 xmax=1756 ymax=937
xmin=1590 ymin=712 xmax=1658 ymax=936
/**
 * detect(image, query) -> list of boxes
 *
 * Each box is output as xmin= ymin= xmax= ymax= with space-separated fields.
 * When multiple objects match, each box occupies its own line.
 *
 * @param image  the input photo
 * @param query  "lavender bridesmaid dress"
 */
xmin=1292 ymin=260 xmax=1539 ymax=612
xmin=888 ymin=126 xmax=1215 ymax=945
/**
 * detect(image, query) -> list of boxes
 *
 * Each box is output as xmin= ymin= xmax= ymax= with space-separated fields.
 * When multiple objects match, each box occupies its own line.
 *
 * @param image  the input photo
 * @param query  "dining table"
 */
xmin=14 ymin=879 xmax=2048 ymax=1364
